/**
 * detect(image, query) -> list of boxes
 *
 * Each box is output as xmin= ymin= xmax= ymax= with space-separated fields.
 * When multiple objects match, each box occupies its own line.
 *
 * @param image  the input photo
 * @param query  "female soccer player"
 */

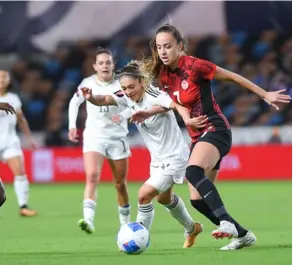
xmin=131 ymin=23 xmax=290 ymax=250
xmin=0 ymin=70 xmax=37 ymax=216
xmin=68 ymin=48 xmax=131 ymax=234
xmin=80 ymin=61 xmax=203 ymax=249
xmin=0 ymin=102 xmax=16 ymax=208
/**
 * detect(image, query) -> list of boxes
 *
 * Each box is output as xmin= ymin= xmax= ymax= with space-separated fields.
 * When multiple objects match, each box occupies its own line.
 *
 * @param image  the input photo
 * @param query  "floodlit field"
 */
xmin=0 ymin=182 xmax=291 ymax=265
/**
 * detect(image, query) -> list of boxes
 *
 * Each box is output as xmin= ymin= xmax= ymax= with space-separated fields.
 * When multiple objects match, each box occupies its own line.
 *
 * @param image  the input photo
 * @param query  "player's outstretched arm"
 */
xmin=214 ymin=66 xmax=291 ymax=110
xmin=130 ymin=106 xmax=168 ymax=123
xmin=81 ymin=87 xmax=117 ymax=106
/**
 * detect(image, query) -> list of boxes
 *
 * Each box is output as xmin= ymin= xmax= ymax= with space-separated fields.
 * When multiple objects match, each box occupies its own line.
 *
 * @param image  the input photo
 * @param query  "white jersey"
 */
xmin=113 ymin=87 xmax=189 ymax=165
xmin=68 ymin=75 xmax=128 ymax=140
xmin=0 ymin=92 xmax=21 ymax=149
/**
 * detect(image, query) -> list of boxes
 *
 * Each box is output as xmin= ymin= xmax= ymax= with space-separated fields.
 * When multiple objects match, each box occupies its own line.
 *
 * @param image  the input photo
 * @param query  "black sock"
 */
xmin=20 ymin=204 xmax=28 ymax=209
xmin=230 ymin=217 xmax=248 ymax=238
xmin=186 ymin=165 xmax=231 ymax=222
xmin=190 ymin=199 xmax=220 ymax=226
xmin=0 ymin=195 xmax=6 ymax=208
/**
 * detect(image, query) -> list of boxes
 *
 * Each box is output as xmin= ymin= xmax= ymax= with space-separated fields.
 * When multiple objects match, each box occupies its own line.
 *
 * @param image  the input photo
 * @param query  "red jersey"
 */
xmin=160 ymin=56 xmax=230 ymax=143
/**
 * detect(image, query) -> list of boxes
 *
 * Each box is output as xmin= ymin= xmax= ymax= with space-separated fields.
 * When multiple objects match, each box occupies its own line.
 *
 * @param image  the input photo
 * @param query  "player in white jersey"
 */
xmin=0 ymin=101 xmax=16 ymax=208
xmin=0 ymin=70 xmax=37 ymax=216
xmin=68 ymin=48 xmax=131 ymax=234
xmin=80 ymin=61 xmax=203 ymax=249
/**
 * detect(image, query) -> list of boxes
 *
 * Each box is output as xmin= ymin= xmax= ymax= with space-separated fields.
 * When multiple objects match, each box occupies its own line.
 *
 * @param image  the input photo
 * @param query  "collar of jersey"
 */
xmin=95 ymin=75 xmax=114 ymax=86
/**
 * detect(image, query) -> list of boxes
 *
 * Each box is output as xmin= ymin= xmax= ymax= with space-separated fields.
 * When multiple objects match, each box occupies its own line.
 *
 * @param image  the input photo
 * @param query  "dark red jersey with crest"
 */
xmin=160 ymin=56 xmax=230 ymax=143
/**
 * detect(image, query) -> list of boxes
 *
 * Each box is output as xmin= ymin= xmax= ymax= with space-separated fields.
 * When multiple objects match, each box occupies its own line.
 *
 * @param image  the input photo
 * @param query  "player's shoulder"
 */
xmin=179 ymin=55 xmax=197 ymax=69
xmin=111 ymin=78 xmax=121 ymax=87
xmin=181 ymin=55 xmax=195 ymax=63
xmin=79 ymin=75 xmax=96 ymax=86
xmin=6 ymin=92 xmax=20 ymax=101
xmin=109 ymin=79 xmax=123 ymax=92
xmin=145 ymin=85 xmax=162 ymax=98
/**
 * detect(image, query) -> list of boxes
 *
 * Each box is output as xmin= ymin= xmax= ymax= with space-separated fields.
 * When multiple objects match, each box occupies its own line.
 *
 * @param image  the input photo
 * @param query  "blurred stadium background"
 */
xmin=0 ymin=1 xmax=291 ymax=182
xmin=0 ymin=1 xmax=291 ymax=265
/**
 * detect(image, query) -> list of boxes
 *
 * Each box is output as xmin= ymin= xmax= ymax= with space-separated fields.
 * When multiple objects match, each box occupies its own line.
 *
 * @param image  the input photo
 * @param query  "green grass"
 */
xmin=0 ymin=182 xmax=291 ymax=265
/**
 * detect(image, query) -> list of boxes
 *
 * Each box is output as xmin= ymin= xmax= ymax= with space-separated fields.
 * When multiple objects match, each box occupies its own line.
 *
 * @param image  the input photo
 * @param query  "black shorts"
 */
xmin=190 ymin=129 xmax=232 ymax=170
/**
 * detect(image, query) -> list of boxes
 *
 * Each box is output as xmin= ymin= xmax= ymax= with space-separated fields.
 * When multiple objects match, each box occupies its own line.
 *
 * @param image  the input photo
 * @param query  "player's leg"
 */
xmin=157 ymin=187 xmax=203 ymax=248
xmin=189 ymin=169 xmax=220 ymax=226
xmin=189 ymin=167 xmax=256 ymax=249
xmin=136 ymin=183 xmax=157 ymax=230
xmin=0 ymin=177 xmax=6 ymax=208
xmin=108 ymin=158 xmax=130 ymax=226
xmin=186 ymin=130 xmax=238 ymax=239
xmin=5 ymin=148 xmax=36 ymax=216
xmin=107 ymin=138 xmax=131 ymax=226
xmin=79 ymin=151 xmax=104 ymax=234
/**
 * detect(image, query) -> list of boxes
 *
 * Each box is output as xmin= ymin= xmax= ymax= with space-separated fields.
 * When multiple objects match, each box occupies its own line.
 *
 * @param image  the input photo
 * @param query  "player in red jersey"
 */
xmin=131 ymin=24 xmax=291 ymax=250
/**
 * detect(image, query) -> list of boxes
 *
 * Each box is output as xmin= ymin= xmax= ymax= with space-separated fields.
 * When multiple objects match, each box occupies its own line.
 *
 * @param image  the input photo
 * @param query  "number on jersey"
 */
xmin=99 ymin=106 xmax=109 ymax=112
xmin=173 ymin=91 xmax=182 ymax=104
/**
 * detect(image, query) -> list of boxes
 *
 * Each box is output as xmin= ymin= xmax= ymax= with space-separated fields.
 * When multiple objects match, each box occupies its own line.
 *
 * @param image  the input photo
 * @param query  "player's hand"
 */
xmin=68 ymin=128 xmax=79 ymax=143
xmin=111 ymin=115 xmax=122 ymax=125
xmin=80 ymin=87 xmax=93 ymax=100
xmin=185 ymin=115 xmax=208 ymax=129
xmin=0 ymin=102 xmax=16 ymax=115
xmin=263 ymin=89 xmax=291 ymax=110
xmin=130 ymin=110 xmax=152 ymax=123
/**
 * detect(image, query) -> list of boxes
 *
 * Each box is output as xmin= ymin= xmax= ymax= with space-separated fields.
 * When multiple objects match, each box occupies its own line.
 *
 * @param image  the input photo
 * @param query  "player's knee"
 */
xmin=114 ymin=181 xmax=126 ymax=193
xmin=86 ymin=172 xmax=100 ymax=185
xmin=138 ymin=191 xmax=152 ymax=205
xmin=186 ymin=165 xmax=206 ymax=188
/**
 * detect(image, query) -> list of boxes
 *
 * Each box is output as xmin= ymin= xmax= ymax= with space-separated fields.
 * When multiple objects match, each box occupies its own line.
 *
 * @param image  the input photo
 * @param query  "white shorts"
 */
xmin=145 ymin=161 xmax=187 ymax=193
xmin=0 ymin=146 xmax=23 ymax=162
xmin=83 ymin=137 xmax=131 ymax=160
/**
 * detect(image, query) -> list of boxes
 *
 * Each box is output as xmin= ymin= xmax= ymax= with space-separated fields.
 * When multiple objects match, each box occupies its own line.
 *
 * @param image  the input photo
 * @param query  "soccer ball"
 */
xmin=117 ymin=222 xmax=150 ymax=254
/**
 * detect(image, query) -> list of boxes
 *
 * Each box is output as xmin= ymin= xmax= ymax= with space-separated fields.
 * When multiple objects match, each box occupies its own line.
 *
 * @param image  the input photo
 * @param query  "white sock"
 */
xmin=136 ymin=202 xmax=155 ymax=231
xmin=83 ymin=199 xmax=96 ymax=223
xmin=13 ymin=175 xmax=29 ymax=208
xmin=164 ymin=193 xmax=194 ymax=234
xmin=118 ymin=204 xmax=131 ymax=226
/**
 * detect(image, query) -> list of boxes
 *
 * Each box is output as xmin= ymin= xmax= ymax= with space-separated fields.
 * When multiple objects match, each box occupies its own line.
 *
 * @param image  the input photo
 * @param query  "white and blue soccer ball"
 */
xmin=117 ymin=222 xmax=150 ymax=254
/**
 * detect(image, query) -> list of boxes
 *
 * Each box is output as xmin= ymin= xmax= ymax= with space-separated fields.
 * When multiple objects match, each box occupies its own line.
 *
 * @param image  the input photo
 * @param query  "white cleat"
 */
xmin=212 ymin=221 xmax=238 ymax=239
xmin=78 ymin=219 xmax=95 ymax=234
xmin=220 ymin=231 xmax=257 ymax=250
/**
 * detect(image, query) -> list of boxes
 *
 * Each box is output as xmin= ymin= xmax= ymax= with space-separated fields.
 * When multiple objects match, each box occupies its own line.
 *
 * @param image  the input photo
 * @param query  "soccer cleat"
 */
xmin=220 ymin=231 xmax=257 ymax=250
xmin=183 ymin=223 xmax=203 ymax=248
xmin=78 ymin=219 xmax=95 ymax=234
xmin=212 ymin=221 xmax=238 ymax=239
xmin=20 ymin=208 xmax=37 ymax=217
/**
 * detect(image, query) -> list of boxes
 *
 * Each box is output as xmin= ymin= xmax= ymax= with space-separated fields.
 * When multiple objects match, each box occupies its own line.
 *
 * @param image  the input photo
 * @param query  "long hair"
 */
xmin=144 ymin=23 xmax=188 ymax=79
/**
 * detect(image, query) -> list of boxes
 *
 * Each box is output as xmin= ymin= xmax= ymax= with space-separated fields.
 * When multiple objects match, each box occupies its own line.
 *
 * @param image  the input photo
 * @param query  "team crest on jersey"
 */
xmin=181 ymin=80 xmax=189 ymax=90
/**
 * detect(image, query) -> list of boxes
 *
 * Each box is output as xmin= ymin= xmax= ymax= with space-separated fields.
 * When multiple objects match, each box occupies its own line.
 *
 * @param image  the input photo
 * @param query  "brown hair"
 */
xmin=145 ymin=24 xmax=187 ymax=79
xmin=95 ymin=46 xmax=113 ymax=57
xmin=118 ymin=60 xmax=153 ymax=90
